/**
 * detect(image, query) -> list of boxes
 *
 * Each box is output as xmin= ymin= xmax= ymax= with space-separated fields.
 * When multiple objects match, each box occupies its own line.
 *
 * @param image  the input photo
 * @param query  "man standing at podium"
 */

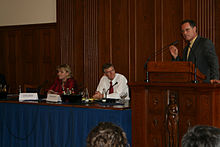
xmin=169 ymin=19 xmax=219 ymax=83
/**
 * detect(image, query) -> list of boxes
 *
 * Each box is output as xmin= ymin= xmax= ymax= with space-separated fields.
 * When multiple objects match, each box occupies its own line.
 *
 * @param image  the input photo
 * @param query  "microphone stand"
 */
xmin=190 ymin=50 xmax=198 ymax=83
xmin=144 ymin=40 xmax=179 ymax=83
xmin=145 ymin=71 xmax=149 ymax=83
xmin=144 ymin=57 xmax=150 ymax=83
xmin=193 ymin=56 xmax=198 ymax=83
xmin=103 ymin=82 xmax=118 ymax=100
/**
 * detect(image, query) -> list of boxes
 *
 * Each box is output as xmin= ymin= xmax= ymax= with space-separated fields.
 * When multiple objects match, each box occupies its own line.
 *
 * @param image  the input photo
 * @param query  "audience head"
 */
xmin=86 ymin=122 xmax=129 ymax=147
xmin=181 ymin=19 xmax=197 ymax=42
xmin=56 ymin=64 xmax=72 ymax=81
xmin=182 ymin=125 xmax=220 ymax=147
xmin=102 ymin=63 xmax=116 ymax=80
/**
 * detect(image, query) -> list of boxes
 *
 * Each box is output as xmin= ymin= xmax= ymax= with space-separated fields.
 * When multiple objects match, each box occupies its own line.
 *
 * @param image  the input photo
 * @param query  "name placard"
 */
xmin=19 ymin=93 xmax=38 ymax=102
xmin=46 ymin=94 xmax=61 ymax=102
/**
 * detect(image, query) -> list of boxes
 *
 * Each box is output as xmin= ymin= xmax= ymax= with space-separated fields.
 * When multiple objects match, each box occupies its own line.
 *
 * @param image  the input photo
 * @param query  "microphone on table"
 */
xmin=103 ymin=82 xmax=118 ymax=98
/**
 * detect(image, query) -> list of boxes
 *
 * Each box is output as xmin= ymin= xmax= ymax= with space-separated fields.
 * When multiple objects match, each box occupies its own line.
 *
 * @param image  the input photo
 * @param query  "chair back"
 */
xmin=23 ymin=84 xmax=41 ymax=94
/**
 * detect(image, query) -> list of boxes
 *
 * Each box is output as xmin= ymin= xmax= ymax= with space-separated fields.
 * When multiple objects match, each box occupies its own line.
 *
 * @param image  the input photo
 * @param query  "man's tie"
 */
xmin=186 ymin=43 xmax=192 ymax=60
xmin=109 ymin=81 xmax=113 ymax=94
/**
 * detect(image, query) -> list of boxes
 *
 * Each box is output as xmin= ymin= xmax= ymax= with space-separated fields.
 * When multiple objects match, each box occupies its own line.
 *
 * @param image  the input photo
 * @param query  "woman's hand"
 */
xmin=47 ymin=90 xmax=58 ymax=94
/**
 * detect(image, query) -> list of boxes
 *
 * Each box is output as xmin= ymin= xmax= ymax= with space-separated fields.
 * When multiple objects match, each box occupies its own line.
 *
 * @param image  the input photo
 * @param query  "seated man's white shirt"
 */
xmin=96 ymin=73 xmax=130 ymax=100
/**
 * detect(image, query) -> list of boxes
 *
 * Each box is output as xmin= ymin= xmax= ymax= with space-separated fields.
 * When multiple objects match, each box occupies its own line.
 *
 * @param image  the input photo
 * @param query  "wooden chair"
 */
xmin=23 ymin=84 xmax=41 ymax=94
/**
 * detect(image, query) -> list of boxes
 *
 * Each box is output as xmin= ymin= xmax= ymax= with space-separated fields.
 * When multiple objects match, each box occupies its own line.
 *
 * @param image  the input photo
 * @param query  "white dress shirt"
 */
xmin=96 ymin=73 xmax=130 ymax=100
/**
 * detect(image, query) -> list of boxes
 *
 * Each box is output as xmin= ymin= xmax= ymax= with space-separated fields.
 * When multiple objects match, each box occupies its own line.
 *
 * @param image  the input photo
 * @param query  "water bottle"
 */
xmin=71 ymin=88 xmax=75 ymax=94
xmin=85 ymin=88 xmax=89 ymax=103
xmin=18 ymin=85 xmax=22 ymax=94
xmin=102 ymin=88 xmax=107 ymax=102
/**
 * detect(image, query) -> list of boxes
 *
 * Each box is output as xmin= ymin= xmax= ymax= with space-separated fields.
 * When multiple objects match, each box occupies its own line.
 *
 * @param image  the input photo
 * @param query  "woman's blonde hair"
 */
xmin=57 ymin=64 xmax=72 ymax=78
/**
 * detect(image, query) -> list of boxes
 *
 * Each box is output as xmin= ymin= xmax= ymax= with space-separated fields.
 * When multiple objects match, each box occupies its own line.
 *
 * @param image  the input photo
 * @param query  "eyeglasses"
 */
xmin=105 ymin=68 xmax=115 ymax=74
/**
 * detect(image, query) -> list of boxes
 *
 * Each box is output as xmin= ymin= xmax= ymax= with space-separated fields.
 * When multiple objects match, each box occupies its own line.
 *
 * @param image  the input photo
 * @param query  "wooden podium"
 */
xmin=130 ymin=62 xmax=220 ymax=147
xmin=146 ymin=61 xmax=206 ymax=83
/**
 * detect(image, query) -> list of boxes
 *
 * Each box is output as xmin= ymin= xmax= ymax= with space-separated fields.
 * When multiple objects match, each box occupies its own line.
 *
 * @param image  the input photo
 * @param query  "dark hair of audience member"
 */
xmin=182 ymin=125 xmax=220 ymax=147
xmin=86 ymin=122 xmax=129 ymax=147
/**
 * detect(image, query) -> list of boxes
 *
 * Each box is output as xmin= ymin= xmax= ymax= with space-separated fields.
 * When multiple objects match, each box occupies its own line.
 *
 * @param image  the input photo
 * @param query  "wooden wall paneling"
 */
xmin=0 ymin=24 xmax=57 ymax=93
xmin=135 ymin=0 xmax=155 ymax=82
xmin=182 ymin=0 xmax=197 ymax=20
xmin=57 ymin=0 xmax=69 ymax=64
xmin=21 ymin=30 xmax=38 ymax=84
xmin=154 ymin=0 xmax=162 ymax=62
xmin=162 ymin=0 xmax=183 ymax=61
xmin=128 ymin=0 xmax=136 ymax=82
xmin=20 ymin=25 xmax=58 ymax=91
xmin=197 ymin=0 xmax=215 ymax=42
xmin=111 ymin=0 xmax=130 ymax=79
xmin=58 ymin=0 xmax=71 ymax=64
xmin=73 ymin=0 xmax=85 ymax=91
xmin=0 ymin=32 xmax=5 ymax=72
xmin=84 ymin=0 xmax=99 ymax=95
xmin=39 ymin=28 xmax=59 ymax=87
xmin=7 ymin=31 xmax=19 ymax=92
xmin=216 ymin=0 xmax=220 ymax=57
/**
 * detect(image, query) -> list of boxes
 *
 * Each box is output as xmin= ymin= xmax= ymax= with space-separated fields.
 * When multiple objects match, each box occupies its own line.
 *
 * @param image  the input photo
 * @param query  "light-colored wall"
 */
xmin=0 ymin=0 xmax=56 ymax=26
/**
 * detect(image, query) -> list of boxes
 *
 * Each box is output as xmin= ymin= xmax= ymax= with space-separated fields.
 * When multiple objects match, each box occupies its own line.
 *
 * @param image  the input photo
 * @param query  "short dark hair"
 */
xmin=182 ymin=125 xmax=220 ymax=147
xmin=181 ymin=19 xmax=197 ymax=28
xmin=102 ymin=63 xmax=114 ymax=73
xmin=86 ymin=122 xmax=129 ymax=147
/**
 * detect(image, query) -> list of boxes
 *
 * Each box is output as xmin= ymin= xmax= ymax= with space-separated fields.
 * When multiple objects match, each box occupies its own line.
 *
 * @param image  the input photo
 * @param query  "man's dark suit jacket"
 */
xmin=173 ymin=36 xmax=219 ymax=83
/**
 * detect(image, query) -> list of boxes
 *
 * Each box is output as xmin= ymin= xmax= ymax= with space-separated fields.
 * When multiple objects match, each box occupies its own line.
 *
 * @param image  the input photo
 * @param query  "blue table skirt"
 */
xmin=0 ymin=103 xmax=131 ymax=147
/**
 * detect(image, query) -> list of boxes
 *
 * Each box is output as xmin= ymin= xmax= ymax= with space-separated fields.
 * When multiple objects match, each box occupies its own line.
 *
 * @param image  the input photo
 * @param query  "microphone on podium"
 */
xmin=144 ymin=40 xmax=179 ymax=69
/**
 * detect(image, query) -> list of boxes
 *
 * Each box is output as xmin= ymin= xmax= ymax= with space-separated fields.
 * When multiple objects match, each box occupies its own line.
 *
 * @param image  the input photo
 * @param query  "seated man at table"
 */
xmin=92 ymin=63 xmax=129 ymax=99
xmin=86 ymin=122 xmax=129 ymax=147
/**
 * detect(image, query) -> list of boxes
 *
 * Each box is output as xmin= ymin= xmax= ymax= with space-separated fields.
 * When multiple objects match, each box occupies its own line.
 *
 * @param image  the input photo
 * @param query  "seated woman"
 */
xmin=48 ymin=64 xmax=77 ymax=95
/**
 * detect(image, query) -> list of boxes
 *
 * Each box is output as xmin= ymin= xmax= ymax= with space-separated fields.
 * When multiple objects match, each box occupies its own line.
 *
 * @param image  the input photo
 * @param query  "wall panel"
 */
xmin=216 ymin=0 xmax=220 ymax=56
xmin=135 ymin=0 xmax=155 ymax=81
xmin=0 ymin=23 xmax=58 ymax=93
xmin=111 ymin=0 xmax=130 ymax=79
